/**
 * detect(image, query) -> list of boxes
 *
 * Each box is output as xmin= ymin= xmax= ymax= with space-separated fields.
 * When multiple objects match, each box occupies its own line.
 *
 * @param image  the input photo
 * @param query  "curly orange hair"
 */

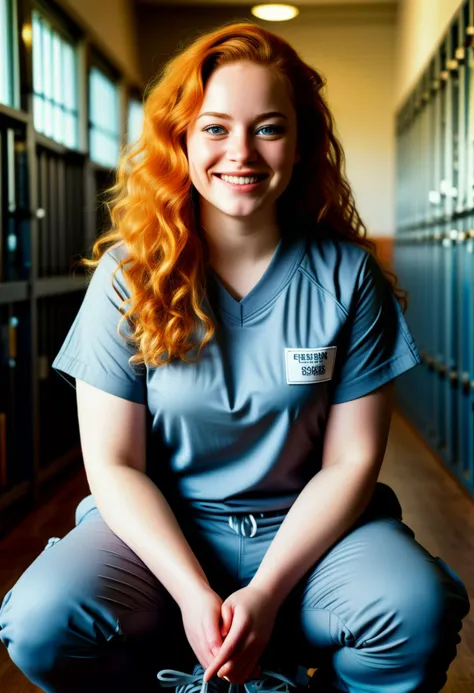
xmin=78 ymin=21 xmax=406 ymax=368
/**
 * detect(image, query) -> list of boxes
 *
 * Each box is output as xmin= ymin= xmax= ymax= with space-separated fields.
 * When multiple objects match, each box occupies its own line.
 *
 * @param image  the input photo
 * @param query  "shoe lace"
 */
xmin=244 ymin=669 xmax=298 ymax=693
xmin=157 ymin=665 xmax=224 ymax=693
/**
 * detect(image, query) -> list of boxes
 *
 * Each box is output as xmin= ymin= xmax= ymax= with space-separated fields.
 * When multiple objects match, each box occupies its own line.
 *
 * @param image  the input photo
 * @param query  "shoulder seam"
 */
xmin=297 ymin=266 xmax=349 ymax=317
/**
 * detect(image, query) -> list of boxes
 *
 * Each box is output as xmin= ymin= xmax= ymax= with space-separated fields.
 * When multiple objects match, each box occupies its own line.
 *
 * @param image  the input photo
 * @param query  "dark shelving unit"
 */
xmin=0 ymin=0 xmax=142 ymax=536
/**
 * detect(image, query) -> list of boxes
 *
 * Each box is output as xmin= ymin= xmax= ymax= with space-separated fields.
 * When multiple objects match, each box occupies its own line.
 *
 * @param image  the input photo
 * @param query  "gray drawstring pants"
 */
xmin=0 ymin=483 xmax=470 ymax=693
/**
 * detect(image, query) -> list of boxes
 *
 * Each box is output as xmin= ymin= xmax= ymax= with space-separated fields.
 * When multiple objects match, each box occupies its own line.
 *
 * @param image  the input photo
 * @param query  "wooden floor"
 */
xmin=0 ymin=410 xmax=472 ymax=692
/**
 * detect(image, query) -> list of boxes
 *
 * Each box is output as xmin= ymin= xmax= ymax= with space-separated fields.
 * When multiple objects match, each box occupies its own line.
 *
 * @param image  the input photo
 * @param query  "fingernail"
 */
xmin=224 ymin=677 xmax=230 ymax=682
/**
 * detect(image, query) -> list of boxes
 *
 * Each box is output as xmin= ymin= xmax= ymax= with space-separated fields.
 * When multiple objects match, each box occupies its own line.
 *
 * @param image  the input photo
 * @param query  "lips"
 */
xmin=213 ymin=173 xmax=268 ymax=180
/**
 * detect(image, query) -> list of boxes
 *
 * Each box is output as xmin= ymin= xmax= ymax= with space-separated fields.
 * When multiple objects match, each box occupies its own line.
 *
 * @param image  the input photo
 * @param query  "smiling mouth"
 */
xmin=213 ymin=173 xmax=268 ymax=185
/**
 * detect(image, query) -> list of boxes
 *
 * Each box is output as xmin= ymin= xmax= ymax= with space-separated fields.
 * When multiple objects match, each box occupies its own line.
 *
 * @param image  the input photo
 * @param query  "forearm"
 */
xmin=250 ymin=463 xmax=378 ymax=605
xmin=87 ymin=465 xmax=210 ymax=609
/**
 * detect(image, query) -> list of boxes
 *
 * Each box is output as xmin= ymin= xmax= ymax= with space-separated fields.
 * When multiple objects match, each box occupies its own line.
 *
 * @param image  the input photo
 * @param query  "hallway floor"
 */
xmin=0 ymin=410 xmax=472 ymax=692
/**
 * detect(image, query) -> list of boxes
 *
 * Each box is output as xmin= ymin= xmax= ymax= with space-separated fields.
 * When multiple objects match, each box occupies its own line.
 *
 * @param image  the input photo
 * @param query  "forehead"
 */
xmin=200 ymin=61 xmax=293 ymax=114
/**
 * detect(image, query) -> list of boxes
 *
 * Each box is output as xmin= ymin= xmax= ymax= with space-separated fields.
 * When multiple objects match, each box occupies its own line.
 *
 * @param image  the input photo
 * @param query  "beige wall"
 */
xmin=58 ymin=0 xmax=142 ymax=85
xmin=137 ymin=4 xmax=398 ymax=238
xmin=395 ymin=0 xmax=463 ymax=108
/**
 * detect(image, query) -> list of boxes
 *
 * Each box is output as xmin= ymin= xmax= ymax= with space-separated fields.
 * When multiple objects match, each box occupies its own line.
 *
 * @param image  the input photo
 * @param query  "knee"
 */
xmin=0 ymin=584 xmax=63 ymax=680
xmin=356 ymin=557 xmax=469 ymax=655
xmin=0 ymin=573 xmax=120 ymax=682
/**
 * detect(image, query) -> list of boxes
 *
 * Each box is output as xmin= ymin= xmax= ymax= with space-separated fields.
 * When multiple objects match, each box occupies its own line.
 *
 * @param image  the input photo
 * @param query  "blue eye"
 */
xmin=203 ymin=124 xmax=283 ymax=136
xmin=257 ymin=125 xmax=281 ymax=136
xmin=204 ymin=125 xmax=226 ymax=135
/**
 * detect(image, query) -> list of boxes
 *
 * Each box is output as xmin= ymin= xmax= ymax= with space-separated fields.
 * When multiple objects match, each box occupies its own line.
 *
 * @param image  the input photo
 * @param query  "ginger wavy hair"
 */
xmin=78 ymin=22 xmax=406 ymax=368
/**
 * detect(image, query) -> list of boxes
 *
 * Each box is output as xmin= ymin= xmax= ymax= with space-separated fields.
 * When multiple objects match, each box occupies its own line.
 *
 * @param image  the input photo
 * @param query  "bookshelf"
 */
xmin=0 ymin=0 xmax=142 ymax=536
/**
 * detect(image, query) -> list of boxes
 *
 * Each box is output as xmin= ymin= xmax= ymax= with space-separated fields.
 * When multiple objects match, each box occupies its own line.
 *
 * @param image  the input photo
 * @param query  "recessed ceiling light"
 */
xmin=251 ymin=4 xmax=300 ymax=22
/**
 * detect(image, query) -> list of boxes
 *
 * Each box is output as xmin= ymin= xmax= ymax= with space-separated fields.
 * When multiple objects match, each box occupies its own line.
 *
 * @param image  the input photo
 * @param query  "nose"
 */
xmin=227 ymin=129 xmax=257 ymax=164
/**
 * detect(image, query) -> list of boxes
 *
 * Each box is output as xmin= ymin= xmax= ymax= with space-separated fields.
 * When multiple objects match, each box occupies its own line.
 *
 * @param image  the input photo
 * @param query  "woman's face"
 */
xmin=186 ymin=60 xmax=299 ymax=222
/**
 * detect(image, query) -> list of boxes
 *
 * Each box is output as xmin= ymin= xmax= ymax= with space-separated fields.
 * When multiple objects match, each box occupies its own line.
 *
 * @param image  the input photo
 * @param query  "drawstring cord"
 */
xmin=228 ymin=514 xmax=258 ymax=538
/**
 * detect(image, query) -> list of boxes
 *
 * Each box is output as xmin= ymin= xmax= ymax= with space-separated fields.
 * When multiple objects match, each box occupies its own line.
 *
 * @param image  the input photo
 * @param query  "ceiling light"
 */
xmin=21 ymin=23 xmax=33 ymax=47
xmin=251 ymin=4 xmax=300 ymax=22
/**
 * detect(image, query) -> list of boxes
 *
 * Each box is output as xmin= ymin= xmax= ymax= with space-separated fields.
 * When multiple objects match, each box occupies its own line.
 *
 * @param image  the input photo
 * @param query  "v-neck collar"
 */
xmin=207 ymin=231 xmax=307 ymax=324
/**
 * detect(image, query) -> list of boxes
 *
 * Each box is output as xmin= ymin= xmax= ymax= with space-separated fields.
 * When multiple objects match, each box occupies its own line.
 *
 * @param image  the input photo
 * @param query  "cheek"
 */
xmin=270 ymin=142 xmax=297 ymax=174
xmin=187 ymin=141 xmax=219 ymax=179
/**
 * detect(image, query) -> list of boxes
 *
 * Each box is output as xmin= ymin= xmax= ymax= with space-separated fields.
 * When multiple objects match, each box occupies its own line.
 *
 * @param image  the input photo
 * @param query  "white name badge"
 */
xmin=285 ymin=347 xmax=337 ymax=384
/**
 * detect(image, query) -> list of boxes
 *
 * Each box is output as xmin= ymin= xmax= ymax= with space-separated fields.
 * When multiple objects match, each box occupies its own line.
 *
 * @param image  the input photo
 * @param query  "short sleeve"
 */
xmin=51 ymin=248 xmax=147 ymax=404
xmin=330 ymin=252 xmax=421 ymax=404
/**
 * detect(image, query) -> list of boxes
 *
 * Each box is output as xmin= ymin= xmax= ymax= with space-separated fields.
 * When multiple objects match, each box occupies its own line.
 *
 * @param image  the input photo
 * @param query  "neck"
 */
xmin=199 ymin=203 xmax=281 ymax=267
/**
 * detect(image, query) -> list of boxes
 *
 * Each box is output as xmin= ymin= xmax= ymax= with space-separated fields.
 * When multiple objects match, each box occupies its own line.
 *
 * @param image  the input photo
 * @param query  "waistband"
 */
xmin=75 ymin=494 xmax=290 ymax=539
xmin=188 ymin=506 xmax=289 ymax=538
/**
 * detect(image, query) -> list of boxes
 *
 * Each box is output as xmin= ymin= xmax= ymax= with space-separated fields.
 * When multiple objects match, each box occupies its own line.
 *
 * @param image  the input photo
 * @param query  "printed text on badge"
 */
xmin=285 ymin=347 xmax=337 ymax=384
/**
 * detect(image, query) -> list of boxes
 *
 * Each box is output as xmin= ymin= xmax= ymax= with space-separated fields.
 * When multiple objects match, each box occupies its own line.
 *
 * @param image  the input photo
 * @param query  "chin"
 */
xmin=212 ymin=202 xmax=262 ymax=218
xmin=225 ymin=208 xmax=264 ymax=220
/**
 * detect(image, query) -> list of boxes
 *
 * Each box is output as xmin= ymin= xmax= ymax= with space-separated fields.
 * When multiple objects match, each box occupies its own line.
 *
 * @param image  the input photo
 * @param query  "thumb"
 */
xmin=220 ymin=601 xmax=233 ymax=638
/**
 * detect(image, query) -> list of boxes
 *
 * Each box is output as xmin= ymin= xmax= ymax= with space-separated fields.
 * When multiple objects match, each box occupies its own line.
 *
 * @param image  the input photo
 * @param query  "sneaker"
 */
xmin=157 ymin=663 xmax=237 ymax=693
xmin=242 ymin=668 xmax=300 ymax=693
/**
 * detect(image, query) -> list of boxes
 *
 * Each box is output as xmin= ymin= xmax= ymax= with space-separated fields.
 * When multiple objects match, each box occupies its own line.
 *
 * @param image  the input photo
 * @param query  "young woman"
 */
xmin=0 ymin=22 xmax=470 ymax=693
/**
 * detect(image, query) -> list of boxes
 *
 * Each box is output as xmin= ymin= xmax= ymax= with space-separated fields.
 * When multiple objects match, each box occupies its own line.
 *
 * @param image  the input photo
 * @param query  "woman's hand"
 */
xmin=203 ymin=585 xmax=280 ymax=684
xmin=179 ymin=585 xmax=226 ymax=670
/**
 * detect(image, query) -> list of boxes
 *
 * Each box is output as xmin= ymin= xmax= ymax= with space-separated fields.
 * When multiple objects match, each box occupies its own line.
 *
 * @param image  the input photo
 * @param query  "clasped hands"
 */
xmin=180 ymin=583 xmax=280 ymax=685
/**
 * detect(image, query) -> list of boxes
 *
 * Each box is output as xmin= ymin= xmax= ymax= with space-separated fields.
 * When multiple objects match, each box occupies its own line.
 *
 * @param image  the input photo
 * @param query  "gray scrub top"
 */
xmin=52 ymin=230 xmax=421 ymax=514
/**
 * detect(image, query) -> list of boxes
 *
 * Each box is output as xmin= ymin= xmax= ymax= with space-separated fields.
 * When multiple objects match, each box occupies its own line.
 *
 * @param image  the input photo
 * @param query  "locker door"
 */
xmin=457 ymin=224 xmax=474 ymax=493
xmin=435 ymin=41 xmax=450 ymax=462
xmin=454 ymin=8 xmax=473 ymax=492
xmin=463 ymin=2 xmax=474 ymax=492
xmin=426 ymin=227 xmax=438 ymax=448
xmin=440 ymin=28 xmax=460 ymax=470
xmin=434 ymin=226 xmax=447 ymax=457
xmin=442 ymin=225 xmax=459 ymax=471
xmin=467 ymin=227 xmax=474 ymax=493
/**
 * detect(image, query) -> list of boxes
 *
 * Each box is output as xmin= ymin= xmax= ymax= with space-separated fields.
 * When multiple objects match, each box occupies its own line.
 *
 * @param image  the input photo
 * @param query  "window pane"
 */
xmin=89 ymin=66 xmax=120 ymax=168
xmin=53 ymin=34 xmax=63 ymax=141
xmin=63 ymin=43 xmax=76 ymax=110
xmin=42 ymin=21 xmax=53 ymax=137
xmin=33 ymin=93 xmax=44 ymax=132
xmin=0 ymin=0 xmax=15 ymax=107
xmin=32 ymin=11 xmax=43 ymax=95
xmin=32 ymin=9 xmax=79 ymax=149
xmin=128 ymin=99 xmax=143 ymax=144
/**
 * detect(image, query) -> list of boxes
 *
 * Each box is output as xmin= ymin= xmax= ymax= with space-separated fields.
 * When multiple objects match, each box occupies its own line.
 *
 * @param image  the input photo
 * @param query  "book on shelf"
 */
xmin=0 ymin=126 xmax=30 ymax=283
xmin=0 ymin=412 xmax=6 ymax=488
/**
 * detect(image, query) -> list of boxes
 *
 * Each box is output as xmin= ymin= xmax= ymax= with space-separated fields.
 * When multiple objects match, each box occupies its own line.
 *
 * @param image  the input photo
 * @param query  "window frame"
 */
xmin=31 ymin=2 xmax=81 ymax=150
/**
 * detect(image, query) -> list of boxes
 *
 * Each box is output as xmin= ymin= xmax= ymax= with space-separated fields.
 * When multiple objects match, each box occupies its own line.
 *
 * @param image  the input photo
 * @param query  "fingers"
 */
xmin=203 ymin=615 xmax=224 ymax=668
xmin=220 ymin=602 xmax=233 ymax=638
xmin=216 ymin=633 xmax=263 ymax=684
xmin=204 ymin=615 xmax=247 ymax=682
xmin=222 ymin=654 xmax=261 ymax=684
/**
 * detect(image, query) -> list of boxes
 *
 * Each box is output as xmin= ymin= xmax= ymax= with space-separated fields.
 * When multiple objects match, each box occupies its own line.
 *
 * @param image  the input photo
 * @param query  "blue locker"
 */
xmin=434 ymin=228 xmax=447 ymax=459
xmin=457 ymin=222 xmax=474 ymax=494
xmin=421 ymin=232 xmax=431 ymax=441
xmin=394 ymin=1 xmax=474 ymax=498
xmin=469 ymin=227 xmax=474 ymax=494
xmin=418 ymin=233 xmax=427 ymax=434
xmin=442 ymin=224 xmax=459 ymax=472
xmin=426 ymin=227 xmax=439 ymax=449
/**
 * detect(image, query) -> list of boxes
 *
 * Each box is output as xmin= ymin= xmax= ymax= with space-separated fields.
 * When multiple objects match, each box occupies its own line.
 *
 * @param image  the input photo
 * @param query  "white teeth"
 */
xmin=220 ymin=174 xmax=261 ymax=185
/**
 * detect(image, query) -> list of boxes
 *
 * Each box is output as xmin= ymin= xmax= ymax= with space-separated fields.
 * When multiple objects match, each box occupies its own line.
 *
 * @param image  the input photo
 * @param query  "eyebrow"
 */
xmin=197 ymin=111 xmax=288 ymax=121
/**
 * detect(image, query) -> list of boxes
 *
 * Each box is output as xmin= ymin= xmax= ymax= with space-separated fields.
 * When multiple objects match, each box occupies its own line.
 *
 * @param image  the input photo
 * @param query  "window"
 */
xmin=32 ymin=9 xmax=79 ymax=148
xmin=127 ymin=98 xmax=143 ymax=145
xmin=0 ymin=0 xmax=18 ymax=107
xmin=89 ymin=67 xmax=120 ymax=168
